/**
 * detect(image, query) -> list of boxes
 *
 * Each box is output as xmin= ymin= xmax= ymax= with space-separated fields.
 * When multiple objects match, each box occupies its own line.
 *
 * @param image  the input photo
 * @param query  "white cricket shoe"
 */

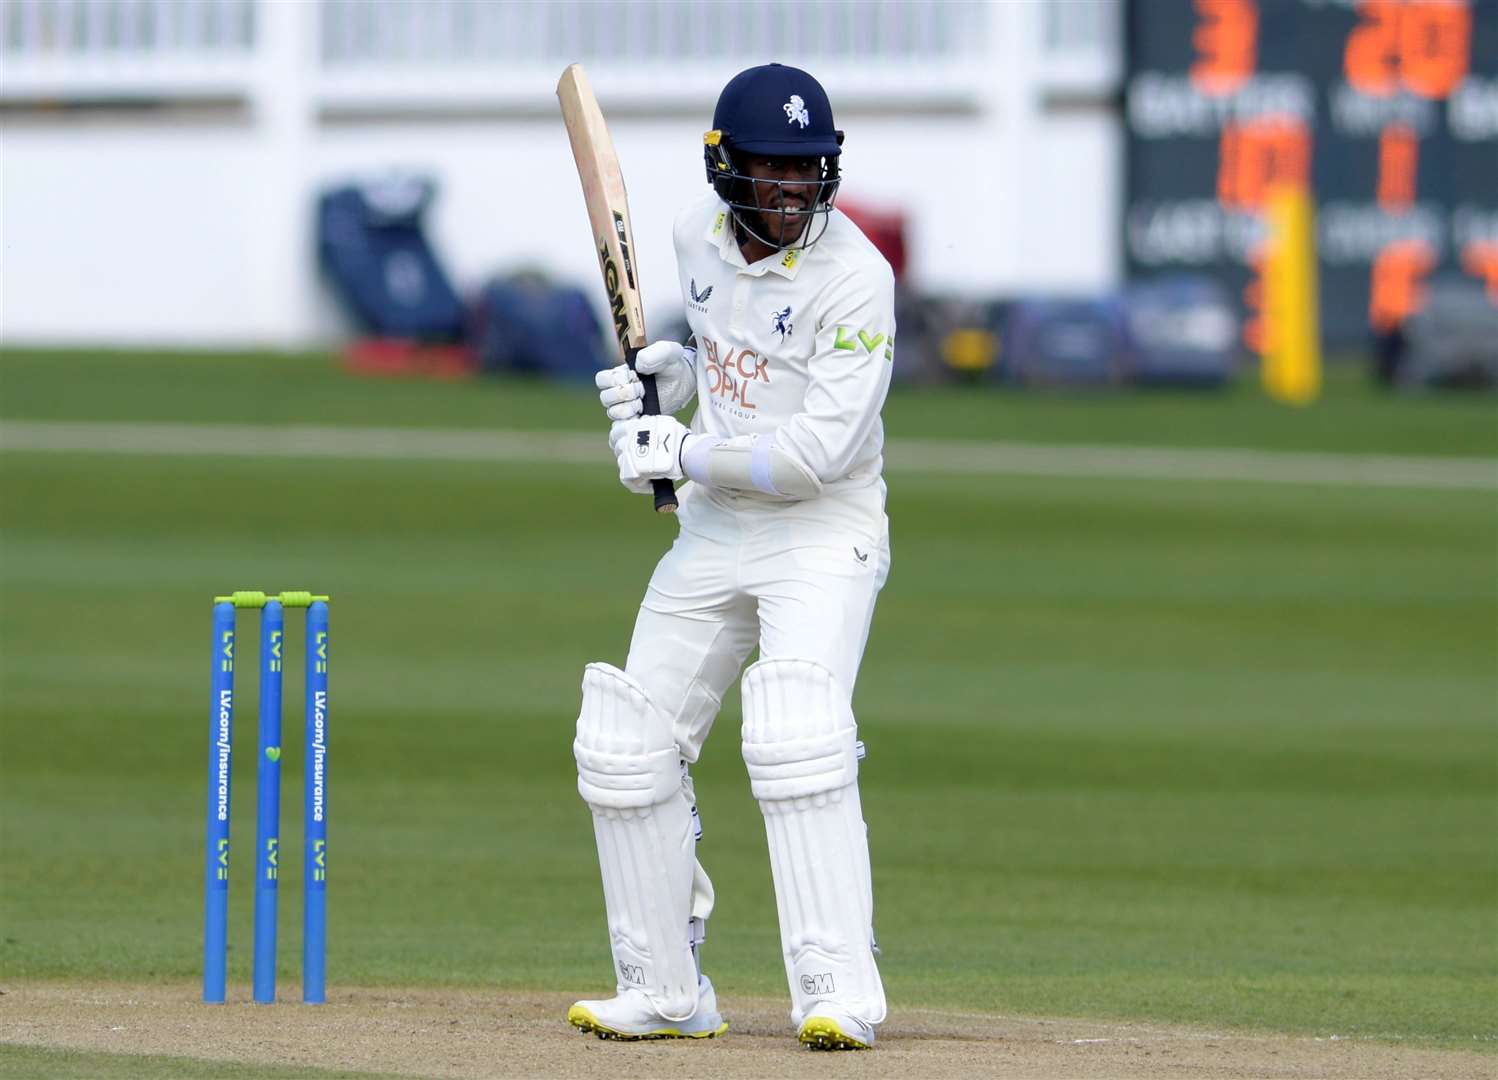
xmin=568 ymin=976 xmax=728 ymax=1041
xmin=798 ymin=1006 xmax=876 ymax=1050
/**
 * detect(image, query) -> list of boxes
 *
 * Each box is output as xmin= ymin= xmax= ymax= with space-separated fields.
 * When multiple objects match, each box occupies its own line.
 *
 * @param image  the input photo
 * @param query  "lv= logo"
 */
xmin=833 ymin=326 xmax=894 ymax=361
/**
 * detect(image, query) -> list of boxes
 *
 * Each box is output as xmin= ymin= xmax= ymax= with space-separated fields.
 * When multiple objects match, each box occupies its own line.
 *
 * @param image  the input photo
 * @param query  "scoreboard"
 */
xmin=1124 ymin=0 xmax=1498 ymax=349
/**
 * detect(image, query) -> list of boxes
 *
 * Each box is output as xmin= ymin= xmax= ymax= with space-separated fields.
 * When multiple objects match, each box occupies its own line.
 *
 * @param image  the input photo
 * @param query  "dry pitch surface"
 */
xmin=3 ymin=983 xmax=1492 ymax=1079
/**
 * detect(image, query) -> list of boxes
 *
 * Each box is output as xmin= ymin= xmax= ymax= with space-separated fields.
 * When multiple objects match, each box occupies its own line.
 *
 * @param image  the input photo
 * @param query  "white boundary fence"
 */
xmin=0 ymin=0 xmax=1120 ymax=347
xmin=1 ymin=0 xmax=1035 ymax=106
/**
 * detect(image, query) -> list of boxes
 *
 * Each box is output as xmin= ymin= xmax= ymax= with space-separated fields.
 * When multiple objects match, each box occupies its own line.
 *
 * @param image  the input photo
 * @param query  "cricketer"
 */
xmin=570 ymin=62 xmax=895 ymax=1051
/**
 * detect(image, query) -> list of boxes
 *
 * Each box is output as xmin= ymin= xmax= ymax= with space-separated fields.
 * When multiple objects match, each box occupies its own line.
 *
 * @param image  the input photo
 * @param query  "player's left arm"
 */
xmin=763 ymin=264 xmax=895 ymax=486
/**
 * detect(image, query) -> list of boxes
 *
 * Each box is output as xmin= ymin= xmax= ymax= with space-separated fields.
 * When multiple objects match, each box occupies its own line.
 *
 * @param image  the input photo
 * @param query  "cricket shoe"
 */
xmin=568 ymin=976 xmax=727 ymax=1041
xmin=798 ymin=1006 xmax=876 ymax=1050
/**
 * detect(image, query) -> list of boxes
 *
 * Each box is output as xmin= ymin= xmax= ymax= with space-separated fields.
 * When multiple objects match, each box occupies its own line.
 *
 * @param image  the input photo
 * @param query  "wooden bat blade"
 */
xmin=558 ymin=63 xmax=646 ymax=357
xmin=557 ymin=63 xmax=677 ymax=514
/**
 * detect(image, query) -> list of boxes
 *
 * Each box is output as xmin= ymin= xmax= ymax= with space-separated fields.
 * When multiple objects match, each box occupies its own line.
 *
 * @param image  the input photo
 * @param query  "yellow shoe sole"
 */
xmin=798 ymin=1016 xmax=872 ymax=1050
xmin=568 ymin=1004 xmax=727 ymax=1041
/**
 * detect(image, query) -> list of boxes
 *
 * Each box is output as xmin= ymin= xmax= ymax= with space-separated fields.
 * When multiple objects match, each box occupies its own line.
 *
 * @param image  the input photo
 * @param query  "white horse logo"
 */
xmin=783 ymin=94 xmax=810 ymax=128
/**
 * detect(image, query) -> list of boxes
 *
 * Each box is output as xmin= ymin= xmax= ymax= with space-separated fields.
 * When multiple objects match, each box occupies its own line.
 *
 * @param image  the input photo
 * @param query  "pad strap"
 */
xmin=742 ymin=730 xmax=858 ymax=800
xmin=575 ymin=744 xmax=680 ymax=808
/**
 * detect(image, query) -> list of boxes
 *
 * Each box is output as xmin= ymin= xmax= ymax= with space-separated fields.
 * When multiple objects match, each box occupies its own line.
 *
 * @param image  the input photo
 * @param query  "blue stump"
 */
xmin=203 ymin=601 xmax=236 ymax=1003
xmin=253 ymin=600 xmax=284 ymax=1004
xmin=303 ymin=600 xmax=329 ymax=1004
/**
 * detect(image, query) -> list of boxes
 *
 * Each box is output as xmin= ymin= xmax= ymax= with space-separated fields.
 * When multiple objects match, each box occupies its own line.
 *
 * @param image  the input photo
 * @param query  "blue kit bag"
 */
xmin=470 ymin=272 xmax=611 ymax=379
xmin=317 ymin=177 xmax=466 ymax=341
xmin=1001 ymin=297 xmax=1131 ymax=387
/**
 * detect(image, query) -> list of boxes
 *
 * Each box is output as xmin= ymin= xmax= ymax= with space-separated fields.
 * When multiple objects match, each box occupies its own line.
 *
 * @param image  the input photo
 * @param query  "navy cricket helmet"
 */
xmin=704 ymin=63 xmax=844 ymax=251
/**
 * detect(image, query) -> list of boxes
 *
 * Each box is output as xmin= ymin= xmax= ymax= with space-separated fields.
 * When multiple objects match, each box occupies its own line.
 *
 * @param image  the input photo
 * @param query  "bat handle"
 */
xmin=626 ymin=345 xmax=679 ymax=515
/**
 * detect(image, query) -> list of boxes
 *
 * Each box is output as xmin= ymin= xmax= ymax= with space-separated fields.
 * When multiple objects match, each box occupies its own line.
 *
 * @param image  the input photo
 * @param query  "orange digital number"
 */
xmin=1376 ymin=123 xmax=1419 ymax=209
xmin=1345 ymin=0 xmax=1401 ymax=95
xmin=1217 ymin=117 xmax=1312 ymax=211
xmin=1191 ymin=0 xmax=1258 ymax=96
xmin=1369 ymin=240 xmax=1435 ymax=331
xmin=1344 ymin=0 xmax=1470 ymax=100
xmin=1399 ymin=1 xmax=1470 ymax=100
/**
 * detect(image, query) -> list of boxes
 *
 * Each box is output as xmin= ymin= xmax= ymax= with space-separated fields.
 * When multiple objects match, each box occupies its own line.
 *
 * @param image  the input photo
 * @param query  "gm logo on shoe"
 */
xmin=800 ymin=972 xmax=836 ymax=996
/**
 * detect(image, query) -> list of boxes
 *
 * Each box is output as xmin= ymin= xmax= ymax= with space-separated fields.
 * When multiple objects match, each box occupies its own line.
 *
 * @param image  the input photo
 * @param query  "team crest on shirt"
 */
xmin=771 ymin=306 xmax=793 ymax=341
xmin=783 ymin=95 xmax=810 ymax=128
xmin=688 ymin=278 xmax=714 ymax=313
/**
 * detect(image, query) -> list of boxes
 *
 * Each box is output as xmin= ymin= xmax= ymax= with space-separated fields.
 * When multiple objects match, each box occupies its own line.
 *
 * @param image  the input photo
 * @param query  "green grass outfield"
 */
xmin=1 ymin=350 xmax=1495 ymax=1051
xmin=3 ymin=347 xmax=1496 ymax=455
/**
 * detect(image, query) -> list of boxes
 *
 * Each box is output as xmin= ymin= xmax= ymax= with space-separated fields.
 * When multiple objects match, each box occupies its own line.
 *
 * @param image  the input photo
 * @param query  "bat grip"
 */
xmin=626 ymin=345 xmax=679 ymax=515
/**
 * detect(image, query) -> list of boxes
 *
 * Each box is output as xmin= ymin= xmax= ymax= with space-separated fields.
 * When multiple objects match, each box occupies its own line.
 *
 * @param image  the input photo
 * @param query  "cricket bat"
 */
xmin=557 ymin=63 xmax=678 ymax=514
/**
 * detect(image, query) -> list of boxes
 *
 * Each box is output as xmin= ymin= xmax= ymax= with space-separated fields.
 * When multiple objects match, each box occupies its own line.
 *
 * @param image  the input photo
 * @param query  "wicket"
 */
xmin=204 ymin=589 xmax=329 ymax=1005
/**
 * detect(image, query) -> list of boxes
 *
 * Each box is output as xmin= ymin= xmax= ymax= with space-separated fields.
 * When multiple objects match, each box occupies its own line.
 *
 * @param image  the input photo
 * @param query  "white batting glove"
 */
xmin=609 ymin=415 xmax=690 ymax=494
xmin=593 ymin=340 xmax=696 ymax=421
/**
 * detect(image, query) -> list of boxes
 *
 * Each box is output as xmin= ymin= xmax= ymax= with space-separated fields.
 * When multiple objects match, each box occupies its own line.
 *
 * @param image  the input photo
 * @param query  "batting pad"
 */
xmin=741 ymin=659 xmax=887 ymax=1027
xmin=574 ymin=663 xmax=700 ymax=1021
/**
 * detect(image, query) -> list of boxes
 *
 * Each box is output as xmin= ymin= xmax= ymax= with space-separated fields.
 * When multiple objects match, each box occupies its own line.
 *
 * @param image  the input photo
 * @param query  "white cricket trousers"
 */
xmin=624 ymin=479 xmax=890 ymax=763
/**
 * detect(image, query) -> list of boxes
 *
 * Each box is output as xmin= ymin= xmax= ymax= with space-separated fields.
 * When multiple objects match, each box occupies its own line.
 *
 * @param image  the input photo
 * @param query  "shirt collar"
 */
xmin=705 ymin=201 xmax=807 ymax=280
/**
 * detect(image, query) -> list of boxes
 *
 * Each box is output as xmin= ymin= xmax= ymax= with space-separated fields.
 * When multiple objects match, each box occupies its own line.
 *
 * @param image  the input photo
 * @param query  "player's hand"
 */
xmin=594 ymin=340 xmax=696 ymax=421
xmin=609 ymin=415 xmax=689 ymax=494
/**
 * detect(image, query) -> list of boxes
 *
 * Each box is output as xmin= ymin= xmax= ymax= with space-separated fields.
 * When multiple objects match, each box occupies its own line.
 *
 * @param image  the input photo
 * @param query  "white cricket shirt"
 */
xmin=673 ymin=191 xmax=896 ymax=499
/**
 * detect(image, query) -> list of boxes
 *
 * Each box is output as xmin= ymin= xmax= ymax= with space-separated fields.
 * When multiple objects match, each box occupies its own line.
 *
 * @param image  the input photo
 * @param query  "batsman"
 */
xmin=571 ymin=63 xmax=895 ymax=1051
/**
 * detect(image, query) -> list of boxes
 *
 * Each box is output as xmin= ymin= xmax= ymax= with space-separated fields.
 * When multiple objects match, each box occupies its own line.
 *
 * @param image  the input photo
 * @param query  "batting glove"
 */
xmin=594 ymin=340 xmax=697 ymax=421
xmin=609 ymin=415 xmax=690 ymax=494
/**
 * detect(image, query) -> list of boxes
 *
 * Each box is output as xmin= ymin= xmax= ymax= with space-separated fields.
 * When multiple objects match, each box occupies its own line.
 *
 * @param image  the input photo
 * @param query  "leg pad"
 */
xmin=574 ymin=663 xmax=699 ymax=1020
xmin=740 ymin=659 xmax=886 ymax=1028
